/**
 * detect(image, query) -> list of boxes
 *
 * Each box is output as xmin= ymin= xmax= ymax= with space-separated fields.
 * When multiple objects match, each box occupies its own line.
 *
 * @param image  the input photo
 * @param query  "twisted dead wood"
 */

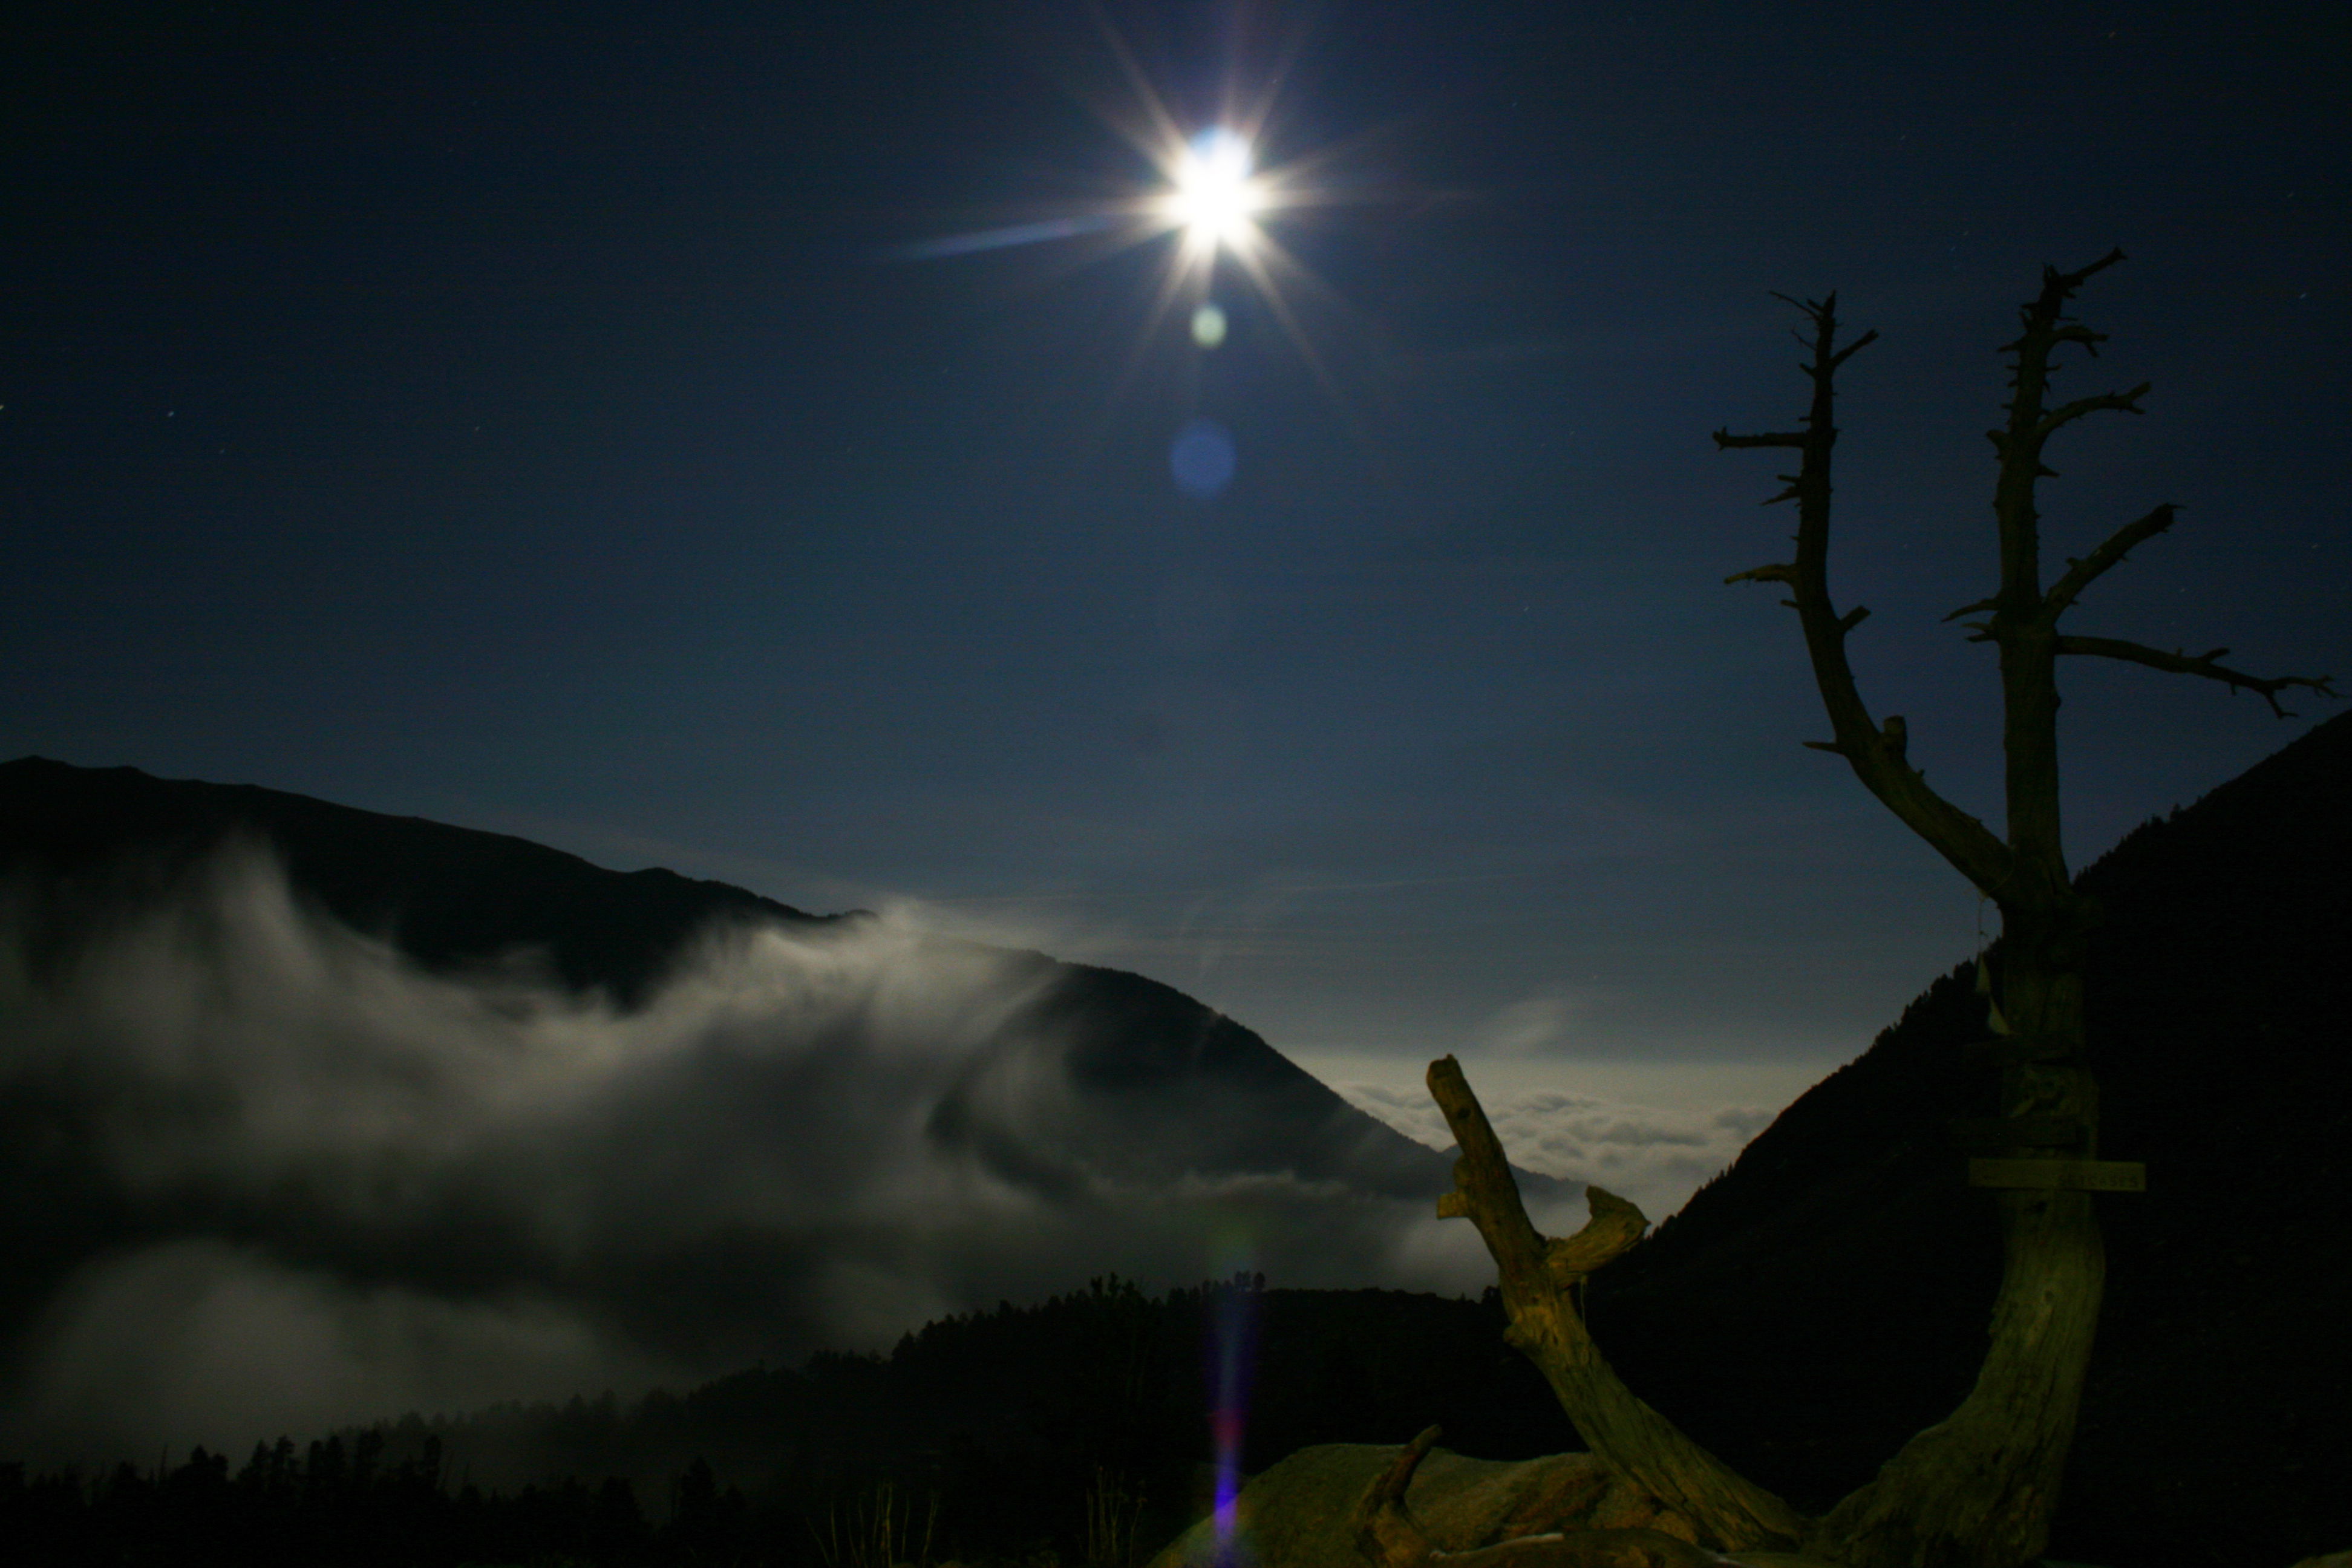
xmin=1353 ymin=1426 xmax=1756 ymax=1568
xmin=1426 ymin=1058 xmax=1805 ymax=1555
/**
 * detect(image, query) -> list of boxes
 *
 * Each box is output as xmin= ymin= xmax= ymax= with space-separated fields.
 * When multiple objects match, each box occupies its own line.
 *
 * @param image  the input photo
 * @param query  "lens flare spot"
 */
xmin=1191 ymin=302 xmax=1229 ymax=348
xmin=1170 ymin=417 xmax=1237 ymax=500
xmin=1206 ymin=1265 xmax=1261 ymax=1566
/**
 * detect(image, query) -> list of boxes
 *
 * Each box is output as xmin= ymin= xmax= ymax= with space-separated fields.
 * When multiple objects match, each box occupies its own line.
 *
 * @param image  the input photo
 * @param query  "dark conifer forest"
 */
xmin=6 ymin=713 xmax=2348 ymax=1568
xmin=2 ymin=1278 xmax=1569 ymax=1568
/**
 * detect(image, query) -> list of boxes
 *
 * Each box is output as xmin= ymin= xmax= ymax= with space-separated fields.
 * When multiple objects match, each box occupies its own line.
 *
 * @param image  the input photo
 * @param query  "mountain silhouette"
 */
xmin=0 ymin=757 xmax=844 ymax=1006
xmin=1584 ymin=710 xmax=2352 ymax=1566
xmin=0 ymin=762 xmax=1580 ymax=1279
xmin=6 ymin=717 xmax=2344 ymax=1565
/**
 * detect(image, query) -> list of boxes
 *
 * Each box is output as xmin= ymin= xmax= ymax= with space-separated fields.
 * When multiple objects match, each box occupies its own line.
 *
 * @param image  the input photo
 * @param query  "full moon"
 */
xmin=1165 ymin=129 xmax=1262 ymax=253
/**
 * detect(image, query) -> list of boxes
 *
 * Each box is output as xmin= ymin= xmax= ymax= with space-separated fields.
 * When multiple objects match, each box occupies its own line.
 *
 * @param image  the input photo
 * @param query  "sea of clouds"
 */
xmin=1313 ymin=1068 xmax=1785 ymax=1226
xmin=0 ymin=846 xmax=1544 ymax=1468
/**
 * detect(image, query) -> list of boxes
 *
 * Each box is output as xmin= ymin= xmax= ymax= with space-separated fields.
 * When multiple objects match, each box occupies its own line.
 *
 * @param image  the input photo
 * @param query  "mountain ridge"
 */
xmin=6 ymin=714 xmax=2344 ymax=1563
xmin=0 ymin=753 xmax=1543 ymax=1206
xmin=1586 ymin=708 xmax=2352 ymax=1564
xmin=0 ymin=756 xmax=848 ymax=1005
xmin=0 ymin=753 xmax=1580 ymax=1451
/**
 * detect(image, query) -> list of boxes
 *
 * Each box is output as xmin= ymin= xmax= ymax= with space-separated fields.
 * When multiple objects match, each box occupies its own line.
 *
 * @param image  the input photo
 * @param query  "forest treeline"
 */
xmin=10 ymin=713 xmax=2348 ymax=1568
xmin=3 ymin=1276 xmax=1580 ymax=1568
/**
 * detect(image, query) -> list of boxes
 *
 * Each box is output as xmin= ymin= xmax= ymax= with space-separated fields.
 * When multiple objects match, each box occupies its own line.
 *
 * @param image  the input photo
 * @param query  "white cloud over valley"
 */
xmin=0 ymin=846 xmax=1515 ymax=1467
xmin=1290 ymin=1050 xmax=1838 ymax=1227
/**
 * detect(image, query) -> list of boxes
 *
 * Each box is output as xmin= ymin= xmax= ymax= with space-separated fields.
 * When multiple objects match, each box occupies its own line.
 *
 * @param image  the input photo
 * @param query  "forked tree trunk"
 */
xmin=1413 ymin=253 xmax=2331 ymax=1568
xmin=1806 ymin=921 xmax=2104 ymax=1568
xmin=1426 ymin=1058 xmax=1805 ymax=1552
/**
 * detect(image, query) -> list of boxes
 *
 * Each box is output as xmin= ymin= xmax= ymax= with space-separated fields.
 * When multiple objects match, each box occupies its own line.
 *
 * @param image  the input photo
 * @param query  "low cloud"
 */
xmin=0 ymin=847 xmax=1488 ymax=1468
xmin=1468 ymin=990 xmax=1592 ymax=1057
xmin=1313 ymin=1070 xmax=1791 ymax=1229
xmin=11 ymin=1239 xmax=673 ymax=1468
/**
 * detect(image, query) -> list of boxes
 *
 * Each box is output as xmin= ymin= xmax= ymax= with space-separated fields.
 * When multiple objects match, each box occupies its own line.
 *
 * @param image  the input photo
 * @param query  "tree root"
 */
xmin=1352 ymin=1429 xmax=1765 ymax=1568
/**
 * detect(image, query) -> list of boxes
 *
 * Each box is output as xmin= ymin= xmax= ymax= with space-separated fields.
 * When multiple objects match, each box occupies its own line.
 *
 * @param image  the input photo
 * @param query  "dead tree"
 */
xmin=1410 ymin=253 xmax=2333 ymax=1568
xmin=1354 ymin=1426 xmax=1752 ymax=1568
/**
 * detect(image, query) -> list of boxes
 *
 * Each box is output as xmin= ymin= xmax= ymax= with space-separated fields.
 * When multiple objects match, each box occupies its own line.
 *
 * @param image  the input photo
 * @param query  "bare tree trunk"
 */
xmin=1714 ymin=251 xmax=2320 ymax=1566
xmin=1416 ymin=253 xmax=2331 ymax=1568
xmin=1806 ymin=914 xmax=2105 ymax=1567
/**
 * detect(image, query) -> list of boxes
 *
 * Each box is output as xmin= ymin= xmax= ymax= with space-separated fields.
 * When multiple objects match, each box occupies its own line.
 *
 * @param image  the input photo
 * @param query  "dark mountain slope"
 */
xmin=0 ymin=757 xmax=1572 ymax=1318
xmin=1587 ymin=710 xmax=2352 ymax=1567
xmin=1002 ymin=962 xmax=1475 ymax=1201
xmin=365 ymin=1279 xmax=1576 ymax=1506
xmin=0 ymin=756 xmax=840 ymax=1005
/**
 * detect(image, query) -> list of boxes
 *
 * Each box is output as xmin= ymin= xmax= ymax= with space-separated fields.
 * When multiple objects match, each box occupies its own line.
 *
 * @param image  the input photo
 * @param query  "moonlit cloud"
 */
xmin=1290 ymin=1051 xmax=1828 ymax=1228
xmin=0 ymin=846 xmax=1506 ymax=1466
xmin=1469 ymin=990 xmax=1591 ymax=1056
xmin=10 ymin=1239 xmax=672 ymax=1470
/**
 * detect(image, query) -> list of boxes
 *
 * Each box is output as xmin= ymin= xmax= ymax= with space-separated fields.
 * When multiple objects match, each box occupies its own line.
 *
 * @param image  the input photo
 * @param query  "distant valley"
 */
xmin=5 ymin=710 xmax=2349 ymax=1567
xmin=0 ymin=756 xmax=1570 ymax=1465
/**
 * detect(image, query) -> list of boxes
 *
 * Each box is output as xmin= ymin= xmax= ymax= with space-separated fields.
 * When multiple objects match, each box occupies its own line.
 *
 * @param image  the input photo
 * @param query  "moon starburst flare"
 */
xmin=1163 ymin=128 xmax=1265 ymax=258
xmin=886 ymin=23 xmax=1374 ymax=435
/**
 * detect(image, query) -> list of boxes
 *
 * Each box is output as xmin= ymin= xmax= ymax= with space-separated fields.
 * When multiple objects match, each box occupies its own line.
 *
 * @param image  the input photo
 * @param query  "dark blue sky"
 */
xmin=8 ymin=0 xmax=2346 ymax=1078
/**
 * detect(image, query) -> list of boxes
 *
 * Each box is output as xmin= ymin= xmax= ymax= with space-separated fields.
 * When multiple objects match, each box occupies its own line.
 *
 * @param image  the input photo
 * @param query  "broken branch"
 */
xmin=1716 ymin=293 xmax=2017 ymax=903
xmin=1426 ymin=1056 xmax=1806 ymax=1552
xmin=1711 ymin=430 xmax=1808 ymax=450
xmin=2036 ymin=381 xmax=2151 ymax=440
xmin=2039 ymin=505 xmax=2178 ymax=621
xmin=2055 ymin=636 xmax=2337 ymax=716
xmin=1354 ymin=1426 xmax=1443 ymax=1568
xmin=1826 ymin=329 xmax=1880 ymax=371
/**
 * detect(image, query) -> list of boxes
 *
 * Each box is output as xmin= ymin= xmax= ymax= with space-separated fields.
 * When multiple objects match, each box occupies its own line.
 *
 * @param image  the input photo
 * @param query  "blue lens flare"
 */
xmin=1206 ymin=1264 xmax=1261 ymax=1564
xmin=887 ymin=213 xmax=1122 ymax=261
xmin=1170 ymin=417 xmax=1236 ymax=499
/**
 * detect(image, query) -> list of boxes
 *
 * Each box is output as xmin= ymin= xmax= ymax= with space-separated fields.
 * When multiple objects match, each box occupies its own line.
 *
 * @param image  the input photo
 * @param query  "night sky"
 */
xmin=8 ymin=5 xmax=2348 ymax=1225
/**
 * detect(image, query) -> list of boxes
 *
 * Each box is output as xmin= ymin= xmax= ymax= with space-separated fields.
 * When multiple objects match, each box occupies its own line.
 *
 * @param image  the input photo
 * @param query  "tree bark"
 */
xmin=1415 ymin=254 xmax=2331 ymax=1568
xmin=1354 ymin=1426 xmax=1764 ymax=1568
xmin=1708 ymin=260 xmax=2142 ymax=1567
xmin=1426 ymin=1059 xmax=1805 ymax=1555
